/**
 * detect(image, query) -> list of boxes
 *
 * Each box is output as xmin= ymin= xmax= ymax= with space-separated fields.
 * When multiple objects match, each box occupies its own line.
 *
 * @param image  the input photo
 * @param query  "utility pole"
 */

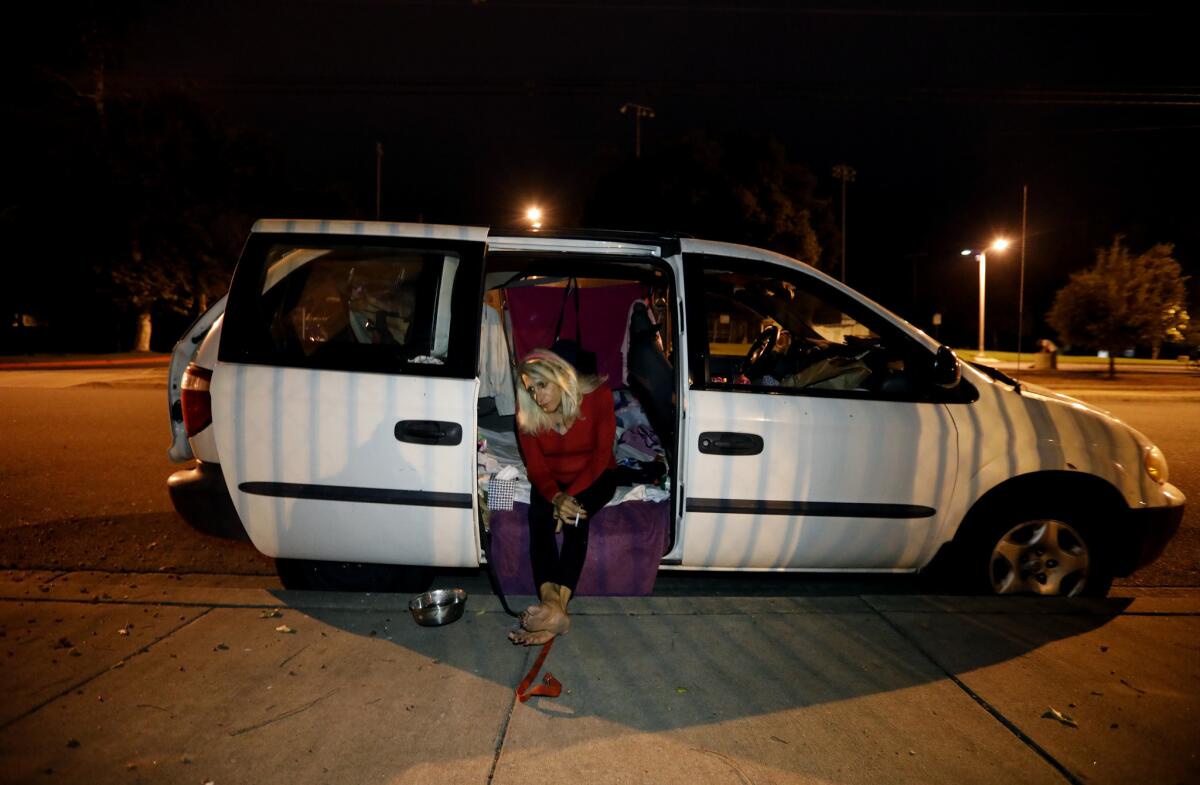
xmin=375 ymin=142 xmax=384 ymax=220
xmin=620 ymin=103 xmax=655 ymax=159
xmin=832 ymin=164 xmax=856 ymax=282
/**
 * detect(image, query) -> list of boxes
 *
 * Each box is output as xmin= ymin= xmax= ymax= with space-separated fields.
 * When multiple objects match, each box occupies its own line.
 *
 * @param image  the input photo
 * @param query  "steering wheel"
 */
xmin=740 ymin=325 xmax=779 ymax=377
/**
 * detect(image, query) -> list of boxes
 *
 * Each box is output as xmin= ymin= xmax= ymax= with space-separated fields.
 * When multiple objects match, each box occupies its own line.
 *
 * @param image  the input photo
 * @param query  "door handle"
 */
xmin=395 ymin=420 xmax=463 ymax=446
xmin=698 ymin=431 xmax=764 ymax=456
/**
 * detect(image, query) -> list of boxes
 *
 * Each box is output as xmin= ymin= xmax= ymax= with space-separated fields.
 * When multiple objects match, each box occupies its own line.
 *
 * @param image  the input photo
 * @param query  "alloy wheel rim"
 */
xmin=988 ymin=518 xmax=1090 ymax=596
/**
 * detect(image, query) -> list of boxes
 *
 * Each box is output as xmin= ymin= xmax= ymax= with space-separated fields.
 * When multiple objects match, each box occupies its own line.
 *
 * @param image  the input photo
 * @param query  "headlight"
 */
xmin=1144 ymin=445 xmax=1169 ymax=484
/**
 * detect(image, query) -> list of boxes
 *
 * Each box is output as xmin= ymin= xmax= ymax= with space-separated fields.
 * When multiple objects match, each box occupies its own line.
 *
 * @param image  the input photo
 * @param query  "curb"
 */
xmin=0 ymin=356 xmax=171 ymax=370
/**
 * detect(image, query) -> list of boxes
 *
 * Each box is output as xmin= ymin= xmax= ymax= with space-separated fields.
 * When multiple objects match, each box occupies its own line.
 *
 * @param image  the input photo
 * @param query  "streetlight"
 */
xmin=961 ymin=238 xmax=1010 ymax=360
xmin=525 ymin=206 xmax=543 ymax=231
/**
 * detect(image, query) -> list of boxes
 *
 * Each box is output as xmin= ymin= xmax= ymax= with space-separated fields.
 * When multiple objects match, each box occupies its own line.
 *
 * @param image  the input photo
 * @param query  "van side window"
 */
xmin=260 ymin=244 xmax=458 ymax=361
xmin=690 ymin=261 xmax=919 ymax=397
xmin=220 ymin=236 xmax=480 ymax=377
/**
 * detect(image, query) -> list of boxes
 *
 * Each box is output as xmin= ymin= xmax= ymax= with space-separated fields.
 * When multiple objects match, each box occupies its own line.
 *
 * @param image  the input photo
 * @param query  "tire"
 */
xmin=961 ymin=507 xmax=1113 ymax=597
xmin=275 ymin=559 xmax=434 ymax=593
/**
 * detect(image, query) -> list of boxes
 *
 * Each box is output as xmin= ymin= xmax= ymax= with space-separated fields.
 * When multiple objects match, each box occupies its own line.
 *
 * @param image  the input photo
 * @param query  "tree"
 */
xmin=103 ymin=93 xmax=252 ymax=350
xmin=1046 ymin=236 xmax=1190 ymax=377
xmin=583 ymin=131 xmax=836 ymax=272
xmin=10 ymin=4 xmax=257 ymax=352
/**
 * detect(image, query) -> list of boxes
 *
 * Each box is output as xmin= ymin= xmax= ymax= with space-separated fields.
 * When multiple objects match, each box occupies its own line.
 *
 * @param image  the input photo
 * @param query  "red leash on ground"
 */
xmin=516 ymin=639 xmax=562 ymax=702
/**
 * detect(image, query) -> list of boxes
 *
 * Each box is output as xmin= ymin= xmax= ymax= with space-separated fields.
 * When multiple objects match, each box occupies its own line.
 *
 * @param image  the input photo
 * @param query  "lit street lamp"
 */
xmin=525 ymin=206 xmax=543 ymax=231
xmin=961 ymin=238 xmax=1010 ymax=360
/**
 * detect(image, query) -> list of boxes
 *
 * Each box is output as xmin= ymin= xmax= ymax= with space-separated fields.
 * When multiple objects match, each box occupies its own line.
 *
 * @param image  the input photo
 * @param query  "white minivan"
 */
xmin=167 ymin=220 xmax=1185 ymax=597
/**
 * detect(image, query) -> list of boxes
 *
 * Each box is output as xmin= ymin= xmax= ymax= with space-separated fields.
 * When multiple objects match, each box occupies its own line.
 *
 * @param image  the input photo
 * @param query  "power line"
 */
xmin=110 ymin=75 xmax=1200 ymax=108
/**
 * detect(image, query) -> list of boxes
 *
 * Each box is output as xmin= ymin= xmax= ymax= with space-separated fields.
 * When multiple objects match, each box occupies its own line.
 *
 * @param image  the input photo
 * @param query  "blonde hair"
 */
xmin=516 ymin=349 xmax=606 ymax=435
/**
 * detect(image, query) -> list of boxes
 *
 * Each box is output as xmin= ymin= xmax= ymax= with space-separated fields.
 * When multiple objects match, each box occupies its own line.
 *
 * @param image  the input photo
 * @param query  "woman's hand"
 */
xmin=551 ymin=492 xmax=587 ymax=532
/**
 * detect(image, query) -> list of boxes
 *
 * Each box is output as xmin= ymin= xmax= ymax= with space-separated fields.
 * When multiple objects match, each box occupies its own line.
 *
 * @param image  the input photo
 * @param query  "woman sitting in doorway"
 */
xmin=509 ymin=349 xmax=616 ymax=646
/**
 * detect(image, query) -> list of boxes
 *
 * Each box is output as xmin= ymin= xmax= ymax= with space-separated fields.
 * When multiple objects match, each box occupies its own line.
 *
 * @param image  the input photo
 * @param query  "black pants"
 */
xmin=528 ymin=470 xmax=617 ymax=595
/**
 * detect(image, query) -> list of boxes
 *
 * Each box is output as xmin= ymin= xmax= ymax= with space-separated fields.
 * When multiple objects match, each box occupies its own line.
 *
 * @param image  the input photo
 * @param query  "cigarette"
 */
xmin=573 ymin=512 xmax=580 ymax=526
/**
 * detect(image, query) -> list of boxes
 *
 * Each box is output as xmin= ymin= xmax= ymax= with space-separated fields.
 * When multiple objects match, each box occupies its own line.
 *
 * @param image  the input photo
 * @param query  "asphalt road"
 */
xmin=0 ymin=369 xmax=1195 ymax=588
xmin=0 ymin=377 xmax=275 ymax=577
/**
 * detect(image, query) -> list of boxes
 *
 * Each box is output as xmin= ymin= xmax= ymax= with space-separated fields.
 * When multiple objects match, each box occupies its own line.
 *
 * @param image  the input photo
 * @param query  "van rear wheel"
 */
xmin=964 ymin=510 xmax=1112 ymax=597
xmin=275 ymin=559 xmax=434 ymax=593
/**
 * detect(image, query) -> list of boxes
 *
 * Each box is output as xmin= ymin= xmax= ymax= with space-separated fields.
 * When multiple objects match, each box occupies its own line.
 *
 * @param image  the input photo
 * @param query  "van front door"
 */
xmin=680 ymin=254 xmax=958 ymax=570
xmin=212 ymin=222 xmax=486 ymax=568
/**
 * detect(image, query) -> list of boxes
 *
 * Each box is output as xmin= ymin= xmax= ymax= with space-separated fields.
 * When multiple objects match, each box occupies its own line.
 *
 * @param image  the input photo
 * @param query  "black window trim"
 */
xmin=219 ymin=232 xmax=486 ymax=380
xmin=683 ymin=253 xmax=976 ymax=404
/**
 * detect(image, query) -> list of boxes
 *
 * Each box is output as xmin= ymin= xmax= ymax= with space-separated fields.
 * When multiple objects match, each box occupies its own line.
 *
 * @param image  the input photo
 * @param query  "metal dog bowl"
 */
xmin=408 ymin=588 xmax=468 ymax=627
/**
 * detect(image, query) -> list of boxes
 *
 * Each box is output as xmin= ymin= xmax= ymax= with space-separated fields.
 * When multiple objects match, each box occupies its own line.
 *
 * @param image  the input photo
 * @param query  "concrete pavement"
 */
xmin=1 ymin=570 xmax=1196 ymax=785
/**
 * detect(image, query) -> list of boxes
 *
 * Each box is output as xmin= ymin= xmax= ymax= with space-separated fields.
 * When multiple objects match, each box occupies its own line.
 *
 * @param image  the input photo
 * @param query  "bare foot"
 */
xmin=508 ymin=627 xmax=557 ymax=646
xmin=522 ymin=602 xmax=570 ymax=635
xmin=520 ymin=602 xmax=553 ymax=631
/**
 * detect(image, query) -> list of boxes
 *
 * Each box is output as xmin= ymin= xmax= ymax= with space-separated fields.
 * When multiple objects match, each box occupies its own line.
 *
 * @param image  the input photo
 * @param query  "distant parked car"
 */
xmin=167 ymin=220 xmax=1185 ymax=596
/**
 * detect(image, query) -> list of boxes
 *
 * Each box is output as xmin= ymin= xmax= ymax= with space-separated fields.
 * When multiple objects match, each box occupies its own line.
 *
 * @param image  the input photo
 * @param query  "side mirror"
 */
xmin=930 ymin=345 xmax=961 ymax=388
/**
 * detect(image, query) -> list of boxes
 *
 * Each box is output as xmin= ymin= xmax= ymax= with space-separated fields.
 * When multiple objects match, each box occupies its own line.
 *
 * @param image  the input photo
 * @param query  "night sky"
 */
xmin=21 ymin=2 xmax=1200 ymax=348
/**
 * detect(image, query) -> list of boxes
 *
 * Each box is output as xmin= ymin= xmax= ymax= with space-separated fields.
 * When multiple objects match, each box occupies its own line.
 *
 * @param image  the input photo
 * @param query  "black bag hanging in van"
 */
xmin=550 ymin=278 xmax=598 ymax=375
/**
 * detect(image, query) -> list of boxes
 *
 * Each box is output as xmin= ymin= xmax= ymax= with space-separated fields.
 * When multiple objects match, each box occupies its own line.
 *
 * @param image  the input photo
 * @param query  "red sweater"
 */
xmin=518 ymin=385 xmax=617 ymax=501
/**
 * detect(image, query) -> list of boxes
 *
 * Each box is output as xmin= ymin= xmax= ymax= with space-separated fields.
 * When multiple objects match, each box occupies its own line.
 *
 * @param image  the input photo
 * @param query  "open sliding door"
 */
xmin=212 ymin=221 xmax=487 ymax=567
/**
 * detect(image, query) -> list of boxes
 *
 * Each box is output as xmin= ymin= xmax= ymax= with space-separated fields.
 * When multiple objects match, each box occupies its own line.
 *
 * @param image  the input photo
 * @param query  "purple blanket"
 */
xmin=488 ymin=499 xmax=670 ymax=596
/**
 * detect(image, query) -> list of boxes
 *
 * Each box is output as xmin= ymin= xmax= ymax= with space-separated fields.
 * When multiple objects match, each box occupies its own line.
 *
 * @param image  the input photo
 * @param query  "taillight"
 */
xmin=181 ymin=363 xmax=213 ymax=437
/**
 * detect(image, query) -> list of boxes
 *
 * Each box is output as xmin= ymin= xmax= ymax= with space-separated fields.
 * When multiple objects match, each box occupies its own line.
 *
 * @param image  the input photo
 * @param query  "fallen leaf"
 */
xmin=1041 ymin=707 xmax=1078 ymax=728
xmin=118 ymin=628 xmax=129 ymax=636
xmin=675 ymin=687 xmax=688 ymax=694
xmin=259 ymin=609 xmax=282 ymax=619
xmin=275 ymin=625 xmax=295 ymax=634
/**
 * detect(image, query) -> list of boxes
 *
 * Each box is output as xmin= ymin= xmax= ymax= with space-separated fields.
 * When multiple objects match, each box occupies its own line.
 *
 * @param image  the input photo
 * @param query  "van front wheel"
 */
xmin=275 ymin=559 xmax=434 ymax=593
xmin=965 ymin=512 xmax=1112 ymax=597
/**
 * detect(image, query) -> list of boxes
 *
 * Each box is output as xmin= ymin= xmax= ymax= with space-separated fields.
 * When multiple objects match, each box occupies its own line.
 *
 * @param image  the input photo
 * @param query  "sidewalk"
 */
xmin=1 ymin=570 xmax=1196 ymax=785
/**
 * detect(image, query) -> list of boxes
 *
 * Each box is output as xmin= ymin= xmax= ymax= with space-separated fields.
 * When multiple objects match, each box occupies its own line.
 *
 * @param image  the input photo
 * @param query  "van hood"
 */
xmin=1017 ymin=381 xmax=1115 ymax=419
xmin=1012 ymin=380 xmax=1164 ymax=454
xmin=965 ymin=362 xmax=1144 ymax=446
